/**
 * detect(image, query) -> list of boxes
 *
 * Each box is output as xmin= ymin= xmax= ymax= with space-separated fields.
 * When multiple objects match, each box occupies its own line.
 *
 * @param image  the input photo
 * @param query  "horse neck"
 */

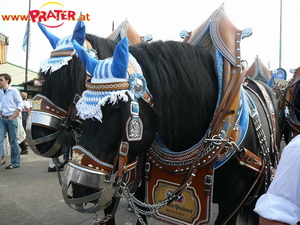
xmin=137 ymin=46 xmax=218 ymax=152
xmin=86 ymin=34 xmax=117 ymax=59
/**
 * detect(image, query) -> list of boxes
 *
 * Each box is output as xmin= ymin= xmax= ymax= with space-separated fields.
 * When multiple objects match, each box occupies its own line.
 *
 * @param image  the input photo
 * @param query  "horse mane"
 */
xmin=39 ymin=34 xmax=116 ymax=110
xmin=129 ymin=41 xmax=218 ymax=151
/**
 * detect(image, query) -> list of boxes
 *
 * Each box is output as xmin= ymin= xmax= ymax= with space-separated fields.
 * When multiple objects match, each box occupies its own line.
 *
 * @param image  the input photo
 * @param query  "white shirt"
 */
xmin=0 ymin=86 xmax=23 ymax=116
xmin=22 ymin=100 xmax=30 ymax=111
xmin=254 ymin=134 xmax=300 ymax=224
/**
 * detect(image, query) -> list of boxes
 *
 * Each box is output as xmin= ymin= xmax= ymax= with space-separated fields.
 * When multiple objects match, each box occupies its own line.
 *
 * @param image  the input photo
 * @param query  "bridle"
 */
xmin=61 ymin=59 xmax=156 ymax=214
xmin=26 ymin=94 xmax=82 ymax=157
xmin=26 ymin=40 xmax=96 ymax=158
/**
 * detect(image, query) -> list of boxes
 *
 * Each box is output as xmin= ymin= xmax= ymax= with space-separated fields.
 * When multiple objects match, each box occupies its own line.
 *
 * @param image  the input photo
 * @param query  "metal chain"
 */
xmin=119 ymin=181 xmax=171 ymax=224
xmin=70 ymin=129 xmax=82 ymax=145
xmin=53 ymin=157 xmax=63 ymax=186
xmin=52 ymin=130 xmax=82 ymax=187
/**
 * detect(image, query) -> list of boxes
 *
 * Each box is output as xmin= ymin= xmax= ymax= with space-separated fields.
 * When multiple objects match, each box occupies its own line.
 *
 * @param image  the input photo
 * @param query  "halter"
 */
xmin=26 ymin=40 xmax=97 ymax=158
xmin=26 ymin=94 xmax=82 ymax=157
xmin=62 ymin=145 xmax=138 ymax=213
xmin=61 ymin=58 xmax=156 ymax=213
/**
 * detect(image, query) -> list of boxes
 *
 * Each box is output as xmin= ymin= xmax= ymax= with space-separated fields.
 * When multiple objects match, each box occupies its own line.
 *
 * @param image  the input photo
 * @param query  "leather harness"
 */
xmin=107 ymin=19 xmax=153 ymax=45
xmin=246 ymin=56 xmax=272 ymax=84
xmin=141 ymin=4 xmax=278 ymax=225
xmin=28 ymin=10 xmax=279 ymax=225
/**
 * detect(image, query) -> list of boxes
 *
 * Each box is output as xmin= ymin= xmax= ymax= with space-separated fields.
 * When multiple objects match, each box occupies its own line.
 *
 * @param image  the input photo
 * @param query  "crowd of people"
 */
xmin=0 ymin=73 xmax=61 ymax=173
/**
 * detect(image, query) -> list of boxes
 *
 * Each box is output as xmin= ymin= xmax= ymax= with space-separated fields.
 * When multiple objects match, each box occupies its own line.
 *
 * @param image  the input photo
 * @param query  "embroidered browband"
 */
xmin=85 ymin=79 xmax=130 ymax=91
xmin=50 ymin=50 xmax=74 ymax=58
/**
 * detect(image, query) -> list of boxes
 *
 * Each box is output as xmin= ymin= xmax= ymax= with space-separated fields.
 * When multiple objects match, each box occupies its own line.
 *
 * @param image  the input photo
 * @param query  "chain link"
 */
xmin=53 ymin=157 xmax=63 ymax=186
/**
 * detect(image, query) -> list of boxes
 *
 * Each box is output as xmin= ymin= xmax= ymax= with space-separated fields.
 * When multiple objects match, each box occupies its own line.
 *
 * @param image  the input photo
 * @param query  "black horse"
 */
xmin=27 ymin=20 xmax=153 ymax=225
xmin=26 ymin=20 xmax=119 ymax=225
xmin=26 ymin=20 xmax=116 ymax=158
xmin=281 ymin=67 xmax=300 ymax=144
xmin=64 ymin=34 xmax=280 ymax=225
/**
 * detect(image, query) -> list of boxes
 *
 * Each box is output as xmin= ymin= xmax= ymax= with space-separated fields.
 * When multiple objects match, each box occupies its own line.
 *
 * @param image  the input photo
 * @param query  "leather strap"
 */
xmin=31 ymin=94 xmax=67 ymax=117
xmin=222 ymin=159 xmax=265 ymax=224
xmin=236 ymin=147 xmax=263 ymax=172
xmin=118 ymin=141 xmax=129 ymax=177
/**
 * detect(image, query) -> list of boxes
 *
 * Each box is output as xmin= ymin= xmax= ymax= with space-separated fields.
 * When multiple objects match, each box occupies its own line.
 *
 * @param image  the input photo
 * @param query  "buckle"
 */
xmin=119 ymin=141 xmax=129 ymax=157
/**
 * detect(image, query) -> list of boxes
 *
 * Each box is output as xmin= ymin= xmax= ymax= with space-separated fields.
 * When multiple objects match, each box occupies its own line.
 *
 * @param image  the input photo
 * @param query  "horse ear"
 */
xmin=73 ymin=39 xmax=98 ymax=76
xmin=37 ymin=22 xmax=60 ymax=49
xmin=72 ymin=19 xmax=86 ymax=46
xmin=111 ymin=37 xmax=129 ymax=79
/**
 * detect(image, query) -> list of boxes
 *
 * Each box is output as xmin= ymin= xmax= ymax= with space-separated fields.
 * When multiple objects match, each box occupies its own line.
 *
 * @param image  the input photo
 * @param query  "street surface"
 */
xmin=0 ymin=147 xmax=249 ymax=225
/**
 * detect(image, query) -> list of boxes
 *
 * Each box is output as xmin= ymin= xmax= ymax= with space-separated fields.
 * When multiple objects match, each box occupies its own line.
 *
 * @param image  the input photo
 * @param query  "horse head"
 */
xmin=61 ymin=38 xmax=157 ymax=212
xmin=26 ymin=20 xmax=116 ymax=158
xmin=283 ymin=66 xmax=300 ymax=143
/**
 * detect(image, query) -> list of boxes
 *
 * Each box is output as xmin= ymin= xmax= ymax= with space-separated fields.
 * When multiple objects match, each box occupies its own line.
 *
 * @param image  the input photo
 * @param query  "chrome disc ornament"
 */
xmin=129 ymin=73 xmax=147 ymax=98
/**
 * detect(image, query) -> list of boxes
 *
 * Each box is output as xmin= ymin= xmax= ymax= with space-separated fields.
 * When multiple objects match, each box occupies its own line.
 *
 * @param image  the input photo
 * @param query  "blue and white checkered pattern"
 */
xmin=22 ymin=22 xmax=31 ymax=58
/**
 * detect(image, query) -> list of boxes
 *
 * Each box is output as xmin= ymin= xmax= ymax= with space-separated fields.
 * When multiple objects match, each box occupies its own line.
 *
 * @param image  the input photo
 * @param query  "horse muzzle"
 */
xmin=26 ymin=110 xmax=70 ymax=157
xmin=61 ymin=144 xmax=138 ymax=213
xmin=26 ymin=94 xmax=74 ymax=157
xmin=61 ymin=161 xmax=120 ymax=213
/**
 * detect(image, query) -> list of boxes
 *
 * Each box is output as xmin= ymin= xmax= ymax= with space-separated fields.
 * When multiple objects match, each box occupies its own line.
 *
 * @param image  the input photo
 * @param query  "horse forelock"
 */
xmin=129 ymin=41 xmax=219 ymax=151
xmin=39 ymin=57 xmax=87 ymax=110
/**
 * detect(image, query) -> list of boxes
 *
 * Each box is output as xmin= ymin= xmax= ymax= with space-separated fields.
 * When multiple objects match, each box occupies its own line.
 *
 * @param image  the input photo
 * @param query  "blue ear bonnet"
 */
xmin=72 ymin=37 xmax=129 ymax=83
xmin=74 ymin=37 xmax=147 ymax=122
xmin=39 ymin=20 xmax=86 ymax=73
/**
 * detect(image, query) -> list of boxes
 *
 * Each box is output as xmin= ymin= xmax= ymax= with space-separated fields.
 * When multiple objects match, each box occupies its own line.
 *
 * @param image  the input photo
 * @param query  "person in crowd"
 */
xmin=48 ymin=158 xmax=64 ymax=172
xmin=254 ymin=134 xmax=300 ymax=224
xmin=17 ymin=113 xmax=28 ymax=155
xmin=20 ymin=92 xmax=30 ymax=130
xmin=0 ymin=73 xmax=23 ymax=169
xmin=27 ymin=94 xmax=33 ymax=109
xmin=1 ymin=134 xmax=10 ymax=165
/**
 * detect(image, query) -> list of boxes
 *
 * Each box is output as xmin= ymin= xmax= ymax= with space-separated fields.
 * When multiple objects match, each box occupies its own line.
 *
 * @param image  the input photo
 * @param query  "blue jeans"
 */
xmin=0 ymin=118 xmax=20 ymax=167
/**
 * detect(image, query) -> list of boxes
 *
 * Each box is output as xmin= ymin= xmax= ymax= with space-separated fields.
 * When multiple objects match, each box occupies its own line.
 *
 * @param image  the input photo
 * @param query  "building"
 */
xmin=0 ymin=33 xmax=41 ymax=94
xmin=0 ymin=33 xmax=8 ymax=64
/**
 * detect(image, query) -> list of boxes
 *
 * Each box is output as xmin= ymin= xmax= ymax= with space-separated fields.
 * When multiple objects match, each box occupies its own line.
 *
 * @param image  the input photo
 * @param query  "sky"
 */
xmin=0 ymin=0 xmax=299 ymax=80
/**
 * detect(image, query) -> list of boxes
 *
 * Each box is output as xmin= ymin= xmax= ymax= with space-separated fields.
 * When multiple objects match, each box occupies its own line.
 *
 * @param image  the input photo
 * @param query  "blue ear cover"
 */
xmin=72 ymin=19 xmax=86 ymax=46
xmin=73 ymin=39 xmax=98 ymax=76
xmin=111 ymin=37 xmax=129 ymax=79
xmin=38 ymin=22 xmax=60 ymax=49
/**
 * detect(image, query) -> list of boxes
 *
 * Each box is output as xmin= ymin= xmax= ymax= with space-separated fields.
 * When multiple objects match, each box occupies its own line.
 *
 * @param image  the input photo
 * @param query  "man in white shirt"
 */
xmin=0 ymin=73 xmax=23 ymax=169
xmin=254 ymin=134 xmax=300 ymax=224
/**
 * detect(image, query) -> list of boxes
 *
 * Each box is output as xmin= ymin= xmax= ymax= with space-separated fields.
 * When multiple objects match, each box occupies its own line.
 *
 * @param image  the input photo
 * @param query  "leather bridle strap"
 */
xmin=96 ymin=196 xmax=121 ymax=225
xmin=222 ymin=159 xmax=265 ymax=224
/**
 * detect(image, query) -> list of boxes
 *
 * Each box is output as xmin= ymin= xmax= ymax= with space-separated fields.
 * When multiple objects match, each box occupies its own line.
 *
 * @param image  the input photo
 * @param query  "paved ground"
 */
xmin=0 ymin=147 xmax=244 ymax=225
